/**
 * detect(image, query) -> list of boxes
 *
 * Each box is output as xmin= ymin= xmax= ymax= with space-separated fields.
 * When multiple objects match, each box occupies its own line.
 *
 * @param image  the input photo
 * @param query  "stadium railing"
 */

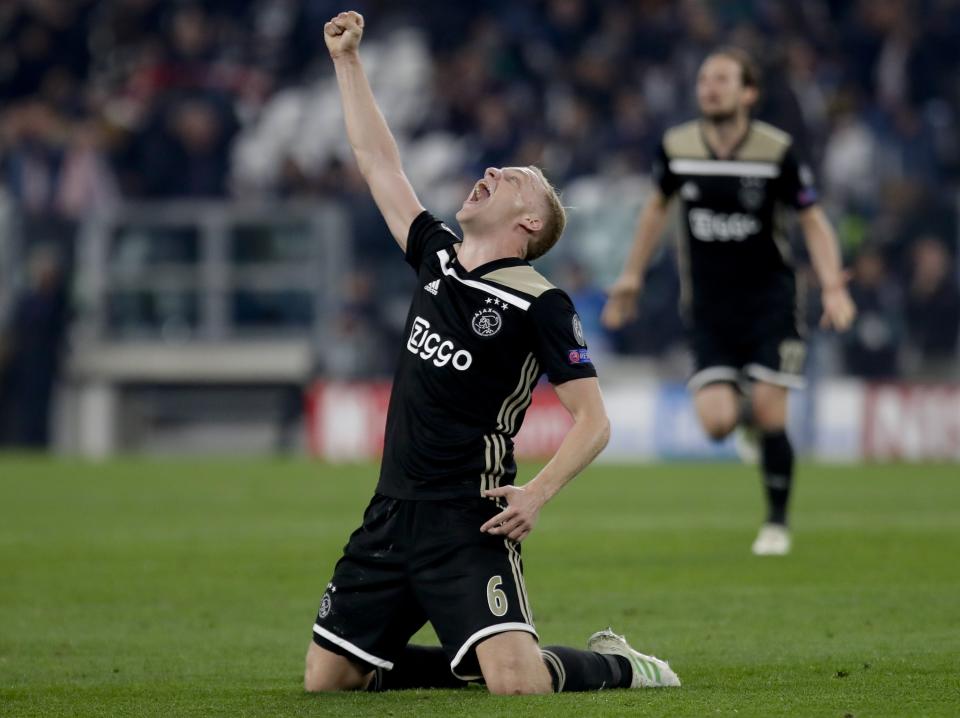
xmin=59 ymin=201 xmax=350 ymax=456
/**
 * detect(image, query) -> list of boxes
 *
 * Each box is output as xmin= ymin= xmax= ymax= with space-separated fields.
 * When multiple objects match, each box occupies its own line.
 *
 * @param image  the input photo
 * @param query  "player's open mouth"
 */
xmin=467 ymin=181 xmax=492 ymax=204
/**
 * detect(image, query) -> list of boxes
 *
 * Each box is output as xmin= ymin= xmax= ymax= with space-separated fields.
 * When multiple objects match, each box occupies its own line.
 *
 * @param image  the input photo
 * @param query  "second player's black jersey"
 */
xmin=376 ymin=211 xmax=597 ymax=500
xmin=653 ymin=120 xmax=818 ymax=331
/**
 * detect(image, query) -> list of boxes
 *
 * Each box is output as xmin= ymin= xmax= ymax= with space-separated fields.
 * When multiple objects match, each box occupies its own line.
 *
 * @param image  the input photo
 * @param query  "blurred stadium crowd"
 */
xmin=2 ymin=0 xmax=960 ymax=444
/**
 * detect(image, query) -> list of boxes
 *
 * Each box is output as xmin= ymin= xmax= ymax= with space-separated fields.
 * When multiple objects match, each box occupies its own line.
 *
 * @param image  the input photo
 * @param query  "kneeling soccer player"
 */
xmin=304 ymin=11 xmax=680 ymax=695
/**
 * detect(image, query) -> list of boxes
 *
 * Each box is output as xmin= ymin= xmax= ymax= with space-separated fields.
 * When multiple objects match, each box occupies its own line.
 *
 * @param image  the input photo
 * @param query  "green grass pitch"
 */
xmin=1 ymin=457 xmax=958 ymax=717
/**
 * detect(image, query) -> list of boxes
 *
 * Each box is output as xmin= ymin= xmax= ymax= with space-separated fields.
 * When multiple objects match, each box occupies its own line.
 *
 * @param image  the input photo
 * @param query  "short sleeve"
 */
xmin=652 ymin=141 xmax=681 ymax=198
xmin=777 ymin=145 xmax=819 ymax=210
xmin=529 ymin=289 xmax=598 ymax=385
xmin=405 ymin=211 xmax=461 ymax=271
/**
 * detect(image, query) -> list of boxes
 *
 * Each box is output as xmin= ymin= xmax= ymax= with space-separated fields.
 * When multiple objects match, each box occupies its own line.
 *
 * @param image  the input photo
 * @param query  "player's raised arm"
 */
xmin=600 ymin=189 xmax=670 ymax=330
xmin=480 ymin=377 xmax=609 ymax=543
xmin=324 ymin=11 xmax=424 ymax=250
xmin=798 ymin=205 xmax=857 ymax=331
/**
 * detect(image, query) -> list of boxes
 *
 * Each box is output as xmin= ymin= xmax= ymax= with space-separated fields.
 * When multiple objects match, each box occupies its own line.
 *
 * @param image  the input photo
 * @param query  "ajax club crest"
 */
xmin=472 ymin=307 xmax=502 ymax=337
xmin=319 ymin=583 xmax=336 ymax=618
xmin=738 ymin=176 xmax=766 ymax=210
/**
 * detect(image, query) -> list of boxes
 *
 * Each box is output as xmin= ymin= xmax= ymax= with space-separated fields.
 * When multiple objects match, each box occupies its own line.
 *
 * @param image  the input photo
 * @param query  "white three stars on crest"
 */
xmin=484 ymin=297 xmax=508 ymax=309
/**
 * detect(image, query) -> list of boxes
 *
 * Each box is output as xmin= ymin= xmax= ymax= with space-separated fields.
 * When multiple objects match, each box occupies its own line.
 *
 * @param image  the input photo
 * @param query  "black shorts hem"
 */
xmin=688 ymin=364 xmax=805 ymax=391
xmin=687 ymin=365 xmax=740 ymax=392
xmin=743 ymin=363 xmax=806 ymax=389
xmin=449 ymin=622 xmax=538 ymax=680
xmin=312 ymin=623 xmax=394 ymax=671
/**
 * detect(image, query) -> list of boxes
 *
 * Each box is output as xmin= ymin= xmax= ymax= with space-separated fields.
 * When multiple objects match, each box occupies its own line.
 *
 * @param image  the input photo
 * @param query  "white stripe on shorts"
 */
xmin=745 ymin=363 xmax=806 ymax=389
xmin=449 ymin=622 xmax=539 ymax=680
xmin=313 ymin=624 xmax=394 ymax=670
xmin=687 ymin=365 xmax=740 ymax=392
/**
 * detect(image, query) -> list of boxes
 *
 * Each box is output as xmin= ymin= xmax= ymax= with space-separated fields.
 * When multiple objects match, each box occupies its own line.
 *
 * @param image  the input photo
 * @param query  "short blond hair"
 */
xmin=525 ymin=166 xmax=566 ymax=261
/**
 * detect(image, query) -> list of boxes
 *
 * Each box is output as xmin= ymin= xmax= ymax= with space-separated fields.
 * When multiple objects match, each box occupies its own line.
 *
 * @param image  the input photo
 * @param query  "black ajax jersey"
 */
xmin=653 ymin=120 xmax=818 ymax=331
xmin=376 ymin=211 xmax=597 ymax=500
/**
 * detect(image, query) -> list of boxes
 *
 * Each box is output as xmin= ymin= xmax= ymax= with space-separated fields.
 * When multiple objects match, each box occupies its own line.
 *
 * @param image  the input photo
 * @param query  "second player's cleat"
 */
xmin=587 ymin=628 xmax=681 ymax=688
xmin=751 ymin=522 xmax=791 ymax=555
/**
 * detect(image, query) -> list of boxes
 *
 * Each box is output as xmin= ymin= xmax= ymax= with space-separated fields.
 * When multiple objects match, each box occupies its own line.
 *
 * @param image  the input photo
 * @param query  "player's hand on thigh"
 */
xmin=324 ymin=11 xmax=364 ymax=59
xmin=480 ymin=485 xmax=544 ymax=542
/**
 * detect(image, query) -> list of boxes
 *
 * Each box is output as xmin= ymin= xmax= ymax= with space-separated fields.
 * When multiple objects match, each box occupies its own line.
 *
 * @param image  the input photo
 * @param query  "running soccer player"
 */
xmin=602 ymin=48 xmax=856 ymax=556
xmin=304 ymin=11 xmax=680 ymax=695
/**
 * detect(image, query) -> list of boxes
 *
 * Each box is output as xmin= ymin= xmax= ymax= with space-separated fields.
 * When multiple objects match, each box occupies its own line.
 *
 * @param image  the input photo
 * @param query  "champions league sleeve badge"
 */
xmin=567 ymin=348 xmax=591 ymax=364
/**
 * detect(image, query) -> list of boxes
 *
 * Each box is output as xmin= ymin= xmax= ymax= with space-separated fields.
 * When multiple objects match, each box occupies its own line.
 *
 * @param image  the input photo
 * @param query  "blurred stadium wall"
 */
xmin=0 ymin=1 xmax=957 ymax=460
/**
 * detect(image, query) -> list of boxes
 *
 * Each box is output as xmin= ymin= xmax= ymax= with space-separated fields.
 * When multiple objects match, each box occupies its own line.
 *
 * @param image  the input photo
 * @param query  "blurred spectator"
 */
xmin=318 ymin=270 xmax=393 ymax=379
xmin=843 ymin=247 xmax=903 ymax=378
xmin=821 ymin=99 xmax=879 ymax=211
xmin=0 ymin=0 xmax=957 ymax=381
xmin=55 ymin=118 xmax=120 ymax=218
xmin=136 ymin=93 xmax=238 ymax=197
xmin=0 ymin=245 xmax=69 ymax=448
xmin=1 ymin=100 xmax=66 ymax=214
xmin=600 ymin=89 xmax=659 ymax=175
xmin=471 ymin=95 xmax=520 ymax=173
xmin=876 ymin=106 xmax=939 ymax=184
xmin=783 ymin=37 xmax=829 ymax=153
xmin=904 ymin=237 xmax=960 ymax=379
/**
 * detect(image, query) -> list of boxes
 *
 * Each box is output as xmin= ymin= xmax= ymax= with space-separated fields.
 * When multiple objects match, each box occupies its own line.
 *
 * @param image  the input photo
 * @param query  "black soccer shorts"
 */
xmin=687 ymin=318 xmax=807 ymax=392
xmin=311 ymin=493 xmax=536 ymax=680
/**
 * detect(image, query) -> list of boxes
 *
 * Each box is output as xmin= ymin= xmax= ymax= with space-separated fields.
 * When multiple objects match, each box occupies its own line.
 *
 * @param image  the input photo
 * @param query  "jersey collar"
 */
xmin=699 ymin=119 xmax=753 ymax=160
xmin=450 ymin=249 xmax=529 ymax=279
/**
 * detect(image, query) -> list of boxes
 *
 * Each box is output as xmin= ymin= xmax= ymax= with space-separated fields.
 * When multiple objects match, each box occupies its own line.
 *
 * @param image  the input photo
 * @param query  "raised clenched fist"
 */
xmin=324 ymin=11 xmax=364 ymax=59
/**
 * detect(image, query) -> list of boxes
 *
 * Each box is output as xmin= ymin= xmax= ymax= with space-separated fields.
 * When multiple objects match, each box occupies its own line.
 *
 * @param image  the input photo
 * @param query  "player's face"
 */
xmin=697 ymin=55 xmax=752 ymax=122
xmin=456 ymin=166 xmax=543 ymax=234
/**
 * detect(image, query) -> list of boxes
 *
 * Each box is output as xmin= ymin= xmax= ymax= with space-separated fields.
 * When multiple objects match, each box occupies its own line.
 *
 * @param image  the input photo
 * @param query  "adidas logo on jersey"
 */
xmin=424 ymin=279 xmax=440 ymax=295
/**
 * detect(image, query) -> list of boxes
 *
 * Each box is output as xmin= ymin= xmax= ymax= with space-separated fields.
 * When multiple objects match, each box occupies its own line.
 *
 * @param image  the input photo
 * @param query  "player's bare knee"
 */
xmin=481 ymin=650 xmax=553 ymax=695
xmin=752 ymin=401 xmax=785 ymax=431
xmin=303 ymin=669 xmax=340 ymax=693
xmin=700 ymin=410 xmax=737 ymax=440
xmin=304 ymin=661 xmax=337 ymax=693
xmin=304 ymin=644 xmax=369 ymax=692
xmin=304 ymin=665 xmax=368 ymax=693
xmin=487 ymin=680 xmax=547 ymax=695
xmin=752 ymin=386 xmax=787 ymax=430
xmin=485 ymin=670 xmax=552 ymax=695
xmin=303 ymin=653 xmax=343 ymax=693
xmin=695 ymin=385 xmax=738 ymax=440
xmin=704 ymin=420 xmax=734 ymax=440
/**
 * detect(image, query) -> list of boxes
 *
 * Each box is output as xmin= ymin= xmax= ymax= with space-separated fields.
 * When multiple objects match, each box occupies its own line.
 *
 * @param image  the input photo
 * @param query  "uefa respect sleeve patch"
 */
xmin=567 ymin=348 xmax=591 ymax=364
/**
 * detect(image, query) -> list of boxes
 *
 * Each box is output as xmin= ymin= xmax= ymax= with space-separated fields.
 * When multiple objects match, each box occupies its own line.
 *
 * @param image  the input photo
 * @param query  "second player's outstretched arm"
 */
xmin=600 ymin=190 xmax=670 ymax=330
xmin=799 ymin=205 xmax=857 ymax=331
xmin=325 ymin=12 xmax=423 ymax=250
xmin=480 ymin=377 xmax=609 ymax=543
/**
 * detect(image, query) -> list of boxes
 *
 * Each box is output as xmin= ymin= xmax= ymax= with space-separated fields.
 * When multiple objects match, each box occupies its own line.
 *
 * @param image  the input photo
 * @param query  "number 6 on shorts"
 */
xmin=486 ymin=575 xmax=508 ymax=617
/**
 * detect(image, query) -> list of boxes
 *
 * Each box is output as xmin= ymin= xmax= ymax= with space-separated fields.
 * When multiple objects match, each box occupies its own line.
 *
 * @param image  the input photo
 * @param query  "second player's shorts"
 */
xmin=687 ymin=317 xmax=807 ymax=392
xmin=311 ymin=493 xmax=536 ymax=680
